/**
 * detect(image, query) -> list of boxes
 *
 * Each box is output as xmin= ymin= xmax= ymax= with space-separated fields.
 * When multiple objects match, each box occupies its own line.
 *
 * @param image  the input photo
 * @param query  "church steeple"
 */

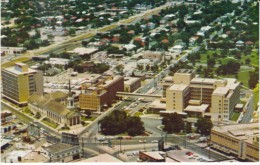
xmin=67 ymin=80 xmax=75 ymax=109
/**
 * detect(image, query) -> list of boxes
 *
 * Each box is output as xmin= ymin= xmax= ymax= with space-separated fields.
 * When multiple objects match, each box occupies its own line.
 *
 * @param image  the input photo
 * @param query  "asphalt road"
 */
xmin=141 ymin=117 xmax=163 ymax=137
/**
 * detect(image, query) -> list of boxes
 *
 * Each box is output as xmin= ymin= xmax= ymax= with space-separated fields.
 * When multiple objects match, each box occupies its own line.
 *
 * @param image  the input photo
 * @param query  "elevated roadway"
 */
xmin=116 ymin=92 xmax=162 ymax=99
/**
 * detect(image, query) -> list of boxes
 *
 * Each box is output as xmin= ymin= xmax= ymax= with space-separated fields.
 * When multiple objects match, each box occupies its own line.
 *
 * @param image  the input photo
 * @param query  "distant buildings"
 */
xmin=137 ymin=59 xmax=159 ymax=70
xmin=211 ymin=123 xmax=259 ymax=162
xmin=1 ymin=47 xmax=26 ymax=56
xmin=165 ymin=69 xmax=241 ymax=122
xmin=79 ymin=76 xmax=124 ymax=111
xmin=2 ymin=63 xmax=43 ymax=105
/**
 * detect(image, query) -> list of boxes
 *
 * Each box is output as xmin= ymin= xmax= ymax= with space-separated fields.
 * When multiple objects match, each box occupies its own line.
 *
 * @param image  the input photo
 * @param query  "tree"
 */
xmin=245 ymin=58 xmax=251 ymax=65
xmin=207 ymin=58 xmax=216 ymax=68
xmin=35 ymin=112 xmax=41 ymax=119
xmin=99 ymin=110 xmax=144 ymax=136
xmin=127 ymin=116 xmax=145 ymax=136
xmin=195 ymin=117 xmax=213 ymax=136
xmin=248 ymin=69 xmax=259 ymax=89
xmin=100 ymin=110 xmax=128 ymax=135
xmin=185 ymin=122 xmax=192 ymax=133
xmin=115 ymin=64 xmax=124 ymax=73
xmin=69 ymin=28 xmax=76 ymax=36
xmin=162 ymin=113 xmax=184 ymax=133
xmin=85 ymin=110 xmax=92 ymax=118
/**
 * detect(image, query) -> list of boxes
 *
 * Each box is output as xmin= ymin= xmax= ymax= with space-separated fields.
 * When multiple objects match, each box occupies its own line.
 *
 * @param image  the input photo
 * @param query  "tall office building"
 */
xmin=166 ymin=69 xmax=241 ymax=122
xmin=2 ymin=63 xmax=43 ymax=105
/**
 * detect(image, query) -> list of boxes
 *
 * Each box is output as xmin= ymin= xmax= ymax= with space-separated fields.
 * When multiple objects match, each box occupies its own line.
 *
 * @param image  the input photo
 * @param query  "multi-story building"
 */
xmin=165 ymin=69 xmax=241 ymax=122
xmin=79 ymin=76 xmax=124 ymax=111
xmin=161 ymin=76 xmax=174 ymax=97
xmin=42 ymin=143 xmax=82 ymax=162
xmin=210 ymin=123 xmax=259 ymax=162
xmin=124 ymin=77 xmax=141 ymax=92
xmin=2 ymin=63 xmax=43 ymax=105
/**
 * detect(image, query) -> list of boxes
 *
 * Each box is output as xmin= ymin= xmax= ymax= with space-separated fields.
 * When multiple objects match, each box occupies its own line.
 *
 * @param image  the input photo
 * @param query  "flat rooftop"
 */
xmin=191 ymin=78 xmax=217 ymax=84
xmin=184 ymin=104 xmax=209 ymax=113
xmin=168 ymin=84 xmax=189 ymax=91
xmin=72 ymin=47 xmax=98 ymax=55
xmin=4 ymin=65 xmax=36 ymax=75
xmin=212 ymin=123 xmax=259 ymax=144
xmin=140 ymin=151 xmax=165 ymax=160
xmin=78 ymin=153 xmax=122 ymax=162
xmin=163 ymin=76 xmax=174 ymax=82
xmin=124 ymin=77 xmax=140 ymax=85
xmin=149 ymin=99 xmax=166 ymax=109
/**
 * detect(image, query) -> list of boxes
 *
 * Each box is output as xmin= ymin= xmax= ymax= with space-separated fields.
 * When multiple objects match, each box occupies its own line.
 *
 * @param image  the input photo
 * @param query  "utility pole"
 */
xmin=120 ymin=139 xmax=122 ymax=153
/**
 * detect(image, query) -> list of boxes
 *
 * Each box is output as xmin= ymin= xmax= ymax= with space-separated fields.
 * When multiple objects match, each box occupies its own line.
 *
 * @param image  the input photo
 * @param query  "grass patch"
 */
xmin=217 ymin=69 xmax=250 ymax=88
xmin=238 ymin=71 xmax=250 ymax=87
xmin=22 ymin=107 xmax=34 ymax=116
xmin=134 ymin=112 xmax=143 ymax=117
xmin=42 ymin=118 xmax=58 ymax=129
xmin=58 ymin=126 xmax=70 ymax=131
xmin=231 ymin=112 xmax=241 ymax=121
xmin=81 ymin=116 xmax=97 ymax=121
xmin=241 ymin=50 xmax=259 ymax=66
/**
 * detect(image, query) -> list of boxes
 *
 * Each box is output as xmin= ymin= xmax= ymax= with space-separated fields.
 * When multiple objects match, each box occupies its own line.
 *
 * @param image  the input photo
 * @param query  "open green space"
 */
xmin=134 ymin=112 xmax=143 ymax=117
xmin=241 ymin=50 xmax=259 ymax=66
xmin=22 ymin=107 xmax=34 ymax=116
xmin=42 ymin=118 xmax=58 ymax=129
xmin=231 ymin=112 xmax=240 ymax=122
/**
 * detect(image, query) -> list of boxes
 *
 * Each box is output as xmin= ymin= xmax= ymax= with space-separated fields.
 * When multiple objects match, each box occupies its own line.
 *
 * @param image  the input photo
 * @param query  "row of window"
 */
xmin=246 ymin=154 xmax=259 ymax=161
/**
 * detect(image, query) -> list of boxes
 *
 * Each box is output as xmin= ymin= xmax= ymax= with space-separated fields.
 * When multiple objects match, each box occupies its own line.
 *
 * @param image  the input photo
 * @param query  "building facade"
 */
xmin=42 ymin=143 xmax=82 ymax=162
xmin=210 ymin=123 xmax=259 ymax=162
xmin=28 ymin=93 xmax=81 ymax=126
xmin=124 ymin=77 xmax=141 ymax=92
xmin=165 ymin=69 xmax=241 ymax=122
xmin=2 ymin=63 xmax=43 ymax=105
xmin=79 ymin=76 xmax=124 ymax=111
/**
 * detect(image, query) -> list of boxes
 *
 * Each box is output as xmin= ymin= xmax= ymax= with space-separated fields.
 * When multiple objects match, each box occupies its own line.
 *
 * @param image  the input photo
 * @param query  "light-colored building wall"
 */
xmin=166 ymin=84 xmax=189 ymax=112
xmin=210 ymin=123 xmax=259 ymax=162
xmin=165 ymin=69 xmax=241 ymax=122
xmin=2 ymin=63 xmax=43 ymax=105
xmin=173 ymin=69 xmax=195 ymax=85
xmin=124 ymin=77 xmax=141 ymax=93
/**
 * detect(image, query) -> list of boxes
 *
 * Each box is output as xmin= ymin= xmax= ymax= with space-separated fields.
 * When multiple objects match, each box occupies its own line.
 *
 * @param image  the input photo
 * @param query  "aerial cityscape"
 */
xmin=1 ymin=0 xmax=259 ymax=163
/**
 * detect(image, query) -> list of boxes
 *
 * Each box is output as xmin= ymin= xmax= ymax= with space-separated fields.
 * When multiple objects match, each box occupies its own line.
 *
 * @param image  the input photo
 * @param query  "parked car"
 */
xmin=151 ymin=140 xmax=158 ymax=143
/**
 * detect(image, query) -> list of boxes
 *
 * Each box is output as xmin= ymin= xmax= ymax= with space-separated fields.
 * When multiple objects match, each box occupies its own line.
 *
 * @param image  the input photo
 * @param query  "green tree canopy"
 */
xmin=100 ymin=110 xmax=145 ymax=136
xmin=195 ymin=117 xmax=213 ymax=136
xmin=162 ymin=113 xmax=184 ymax=133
